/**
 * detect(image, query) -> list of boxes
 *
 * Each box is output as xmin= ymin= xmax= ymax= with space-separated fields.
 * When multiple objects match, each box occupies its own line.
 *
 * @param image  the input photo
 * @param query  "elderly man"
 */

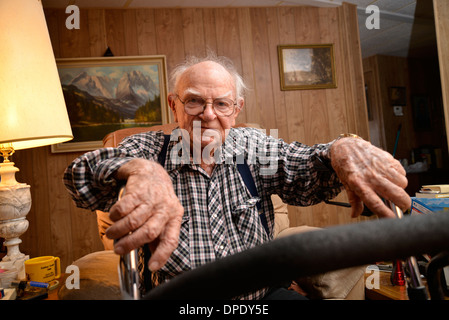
xmin=63 ymin=54 xmax=410 ymax=300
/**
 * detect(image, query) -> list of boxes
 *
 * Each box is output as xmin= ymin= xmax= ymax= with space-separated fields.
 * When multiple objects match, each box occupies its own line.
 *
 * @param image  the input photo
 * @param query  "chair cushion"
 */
xmin=58 ymin=251 xmax=121 ymax=300
xmin=277 ymin=225 xmax=365 ymax=299
xmin=271 ymin=195 xmax=290 ymax=237
xmin=295 ymin=265 xmax=365 ymax=299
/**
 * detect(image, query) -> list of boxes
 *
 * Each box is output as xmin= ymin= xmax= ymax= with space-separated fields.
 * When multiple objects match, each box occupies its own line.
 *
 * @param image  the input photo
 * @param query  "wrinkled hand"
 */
xmin=330 ymin=137 xmax=410 ymax=218
xmin=106 ymin=158 xmax=184 ymax=271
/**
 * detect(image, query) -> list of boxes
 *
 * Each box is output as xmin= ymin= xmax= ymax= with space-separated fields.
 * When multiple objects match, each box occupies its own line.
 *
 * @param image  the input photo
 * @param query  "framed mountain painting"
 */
xmin=51 ymin=55 xmax=169 ymax=153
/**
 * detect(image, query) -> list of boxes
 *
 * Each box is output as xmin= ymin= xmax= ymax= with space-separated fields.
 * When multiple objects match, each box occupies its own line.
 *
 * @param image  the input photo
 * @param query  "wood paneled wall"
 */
xmin=362 ymin=55 xmax=415 ymax=159
xmin=14 ymin=4 xmax=369 ymax=269
xmin=434 ymin=0 xmax=449 ymax=153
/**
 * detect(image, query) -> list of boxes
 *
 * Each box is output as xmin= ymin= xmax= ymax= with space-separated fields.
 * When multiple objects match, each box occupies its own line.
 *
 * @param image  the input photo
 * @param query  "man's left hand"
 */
xmin=330 ymin=137 xmax=410 ymax=218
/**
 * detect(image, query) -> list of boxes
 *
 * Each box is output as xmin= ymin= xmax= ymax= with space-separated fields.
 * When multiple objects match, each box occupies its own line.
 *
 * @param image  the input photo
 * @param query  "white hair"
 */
xmin=169 ymin=51 xmax=248 ymax=99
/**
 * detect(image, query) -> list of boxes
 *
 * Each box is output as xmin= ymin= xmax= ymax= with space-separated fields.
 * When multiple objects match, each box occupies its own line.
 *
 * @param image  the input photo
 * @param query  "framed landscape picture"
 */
xmin=51 ymin=55 xmax=169 ymax=153
xmin=278 ymin=44 xmax=337 ymax=90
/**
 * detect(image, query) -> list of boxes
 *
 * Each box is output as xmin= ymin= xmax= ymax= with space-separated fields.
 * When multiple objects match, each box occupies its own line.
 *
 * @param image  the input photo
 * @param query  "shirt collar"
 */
xmin=164 ymin=127 xmax=246 ymax=172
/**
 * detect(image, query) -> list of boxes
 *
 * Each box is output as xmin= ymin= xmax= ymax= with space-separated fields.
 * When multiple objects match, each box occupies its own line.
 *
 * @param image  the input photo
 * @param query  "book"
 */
xmin=420 ymin=184 xmax=449 ymax=193
xmin=411 ymin=197 xmax=449 ymax=215
xmin=415 ymin=192 xmax=449 ymax=199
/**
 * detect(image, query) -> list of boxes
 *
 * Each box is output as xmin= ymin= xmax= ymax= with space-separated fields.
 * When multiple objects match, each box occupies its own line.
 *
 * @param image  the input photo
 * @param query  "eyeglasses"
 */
xmin=176 ymin=95 xmax=238 ymax=117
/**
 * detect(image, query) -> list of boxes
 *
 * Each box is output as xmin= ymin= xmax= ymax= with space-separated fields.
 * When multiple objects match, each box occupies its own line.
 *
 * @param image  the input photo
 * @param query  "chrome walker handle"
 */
xmin=116 ymin=186 xmax=142 ymax=300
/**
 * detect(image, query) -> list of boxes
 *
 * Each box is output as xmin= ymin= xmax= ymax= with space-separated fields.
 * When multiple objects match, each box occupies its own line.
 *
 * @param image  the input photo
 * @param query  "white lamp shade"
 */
xmin=0 ymin=0 xmax=73 ymax=150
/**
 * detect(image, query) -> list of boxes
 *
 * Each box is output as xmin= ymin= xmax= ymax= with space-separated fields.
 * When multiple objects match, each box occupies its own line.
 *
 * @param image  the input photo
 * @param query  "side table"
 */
xmin=365 ymin=271 xmax=430 ymax=300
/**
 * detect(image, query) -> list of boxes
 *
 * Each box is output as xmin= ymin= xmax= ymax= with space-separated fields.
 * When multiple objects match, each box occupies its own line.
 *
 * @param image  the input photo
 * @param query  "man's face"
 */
xmin=168 ymin=61 xmax=243 ymax=151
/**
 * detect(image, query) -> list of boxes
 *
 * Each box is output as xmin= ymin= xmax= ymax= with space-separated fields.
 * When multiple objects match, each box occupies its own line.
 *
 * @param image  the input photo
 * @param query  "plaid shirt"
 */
xmin=63 ymin=127 xmax=342 ymax=299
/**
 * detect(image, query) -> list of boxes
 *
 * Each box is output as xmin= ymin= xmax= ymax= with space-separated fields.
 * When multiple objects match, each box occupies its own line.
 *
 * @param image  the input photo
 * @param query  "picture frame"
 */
xmin=278 ymin=44 xmax=337 ymax=90
xmin=51 ymin=55 xmax=169 ymax=153
xmin=389 ymin=86 xmax=407 ymax=106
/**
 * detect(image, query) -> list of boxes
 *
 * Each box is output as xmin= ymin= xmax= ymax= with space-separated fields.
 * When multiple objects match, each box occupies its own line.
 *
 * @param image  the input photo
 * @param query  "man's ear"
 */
xmin=234 ymin=97 xmax=244 ymax=117
xmin=168 ymin=94 xmax=178 ymax=122
xmin=230 ymin=98 xmax=244 ymax=127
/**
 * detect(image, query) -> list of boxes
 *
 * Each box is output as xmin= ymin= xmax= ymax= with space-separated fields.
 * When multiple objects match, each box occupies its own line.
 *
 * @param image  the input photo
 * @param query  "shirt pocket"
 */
xmin=232 ymin=197 xmax=260 ymax=214
xmin=231 ymin=197 xmax=267 ymax=246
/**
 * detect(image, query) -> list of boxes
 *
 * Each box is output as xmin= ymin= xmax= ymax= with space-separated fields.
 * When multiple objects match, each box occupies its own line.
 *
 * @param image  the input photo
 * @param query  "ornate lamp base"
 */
xmin=0 ymin=179 xmax=32 ymax=279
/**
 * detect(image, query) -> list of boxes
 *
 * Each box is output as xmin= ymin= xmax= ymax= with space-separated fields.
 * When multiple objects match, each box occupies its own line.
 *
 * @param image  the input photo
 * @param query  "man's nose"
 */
xmin=199 ymin=102 xmax=216 ymax=121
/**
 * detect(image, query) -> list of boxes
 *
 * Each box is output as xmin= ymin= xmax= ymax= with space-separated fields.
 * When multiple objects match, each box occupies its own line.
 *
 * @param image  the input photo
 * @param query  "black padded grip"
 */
xmin=144 ymin=212 xmax=449 ymax=300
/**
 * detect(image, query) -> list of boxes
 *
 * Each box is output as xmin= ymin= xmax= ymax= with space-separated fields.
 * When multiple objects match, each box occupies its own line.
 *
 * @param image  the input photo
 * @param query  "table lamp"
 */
xmin=0 ymin=0 xmax=73 ymax=278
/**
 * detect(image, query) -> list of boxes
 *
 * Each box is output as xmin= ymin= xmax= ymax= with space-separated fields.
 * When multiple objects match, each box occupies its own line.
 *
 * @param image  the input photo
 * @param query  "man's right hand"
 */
xmin=105 ymin=158 xmax=184 ymax=272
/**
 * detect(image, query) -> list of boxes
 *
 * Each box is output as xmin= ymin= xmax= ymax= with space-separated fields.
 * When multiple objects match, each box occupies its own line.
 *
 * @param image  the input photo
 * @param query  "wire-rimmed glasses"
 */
xmin=176 ymin=95 xmax=238 ymax=117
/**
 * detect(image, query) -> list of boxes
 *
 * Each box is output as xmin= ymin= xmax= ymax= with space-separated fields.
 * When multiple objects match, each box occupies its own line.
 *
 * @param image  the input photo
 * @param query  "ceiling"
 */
xmin=42 ymin=0 xmax=438 ymax=59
